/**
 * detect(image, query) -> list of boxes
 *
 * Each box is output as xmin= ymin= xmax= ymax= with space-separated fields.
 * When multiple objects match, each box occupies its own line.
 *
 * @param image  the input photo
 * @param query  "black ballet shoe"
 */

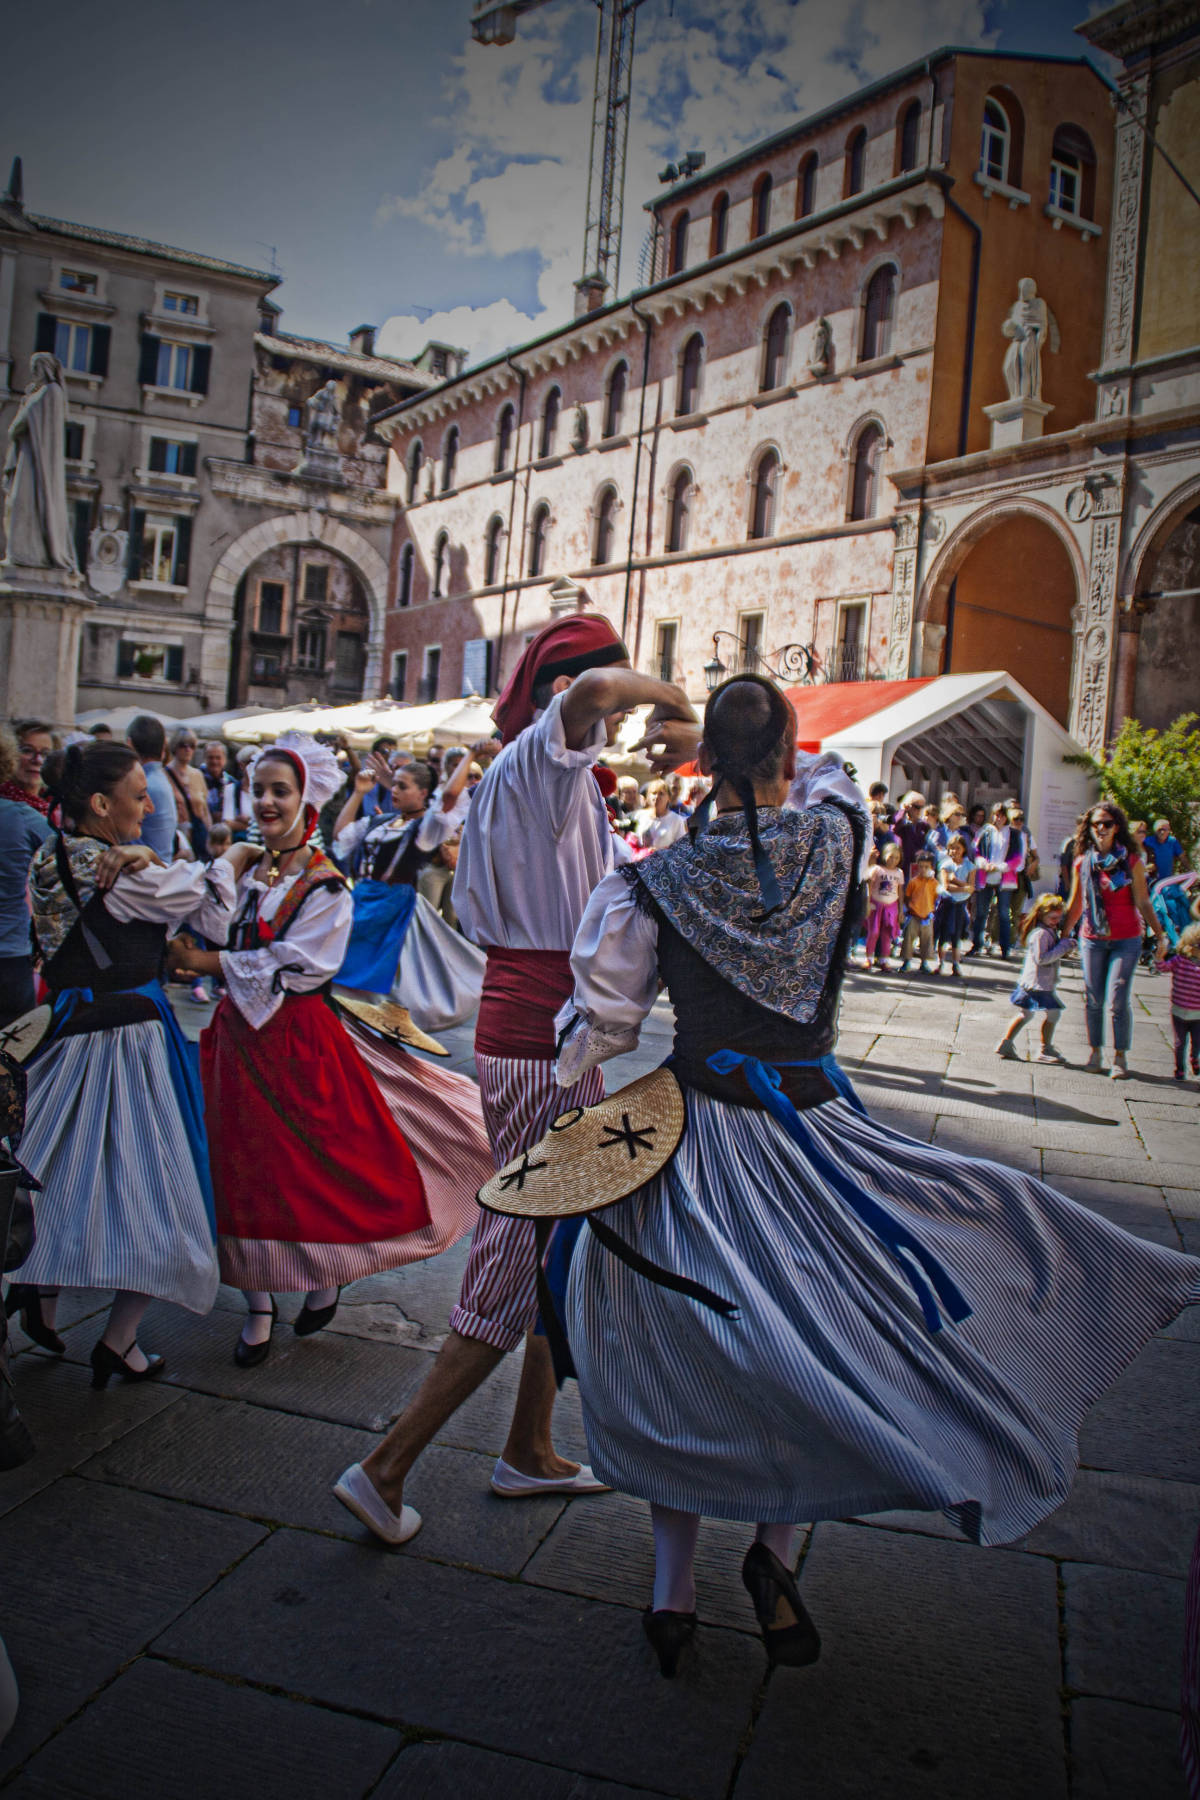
xmin=741 ymin=1542 xmax=821 ymax=1668
xmin=4 ymin=1284 xmax=65 ymax=1355
xmin=234 ymin=1298 xmax=278 ymax=1368
xmin=90 ymin=1338 xmax=166 ymax=1391
xmin=641 ymin=1607 xmax=697 ymax=1679
xmin=294 ymin=1289 xmax=341 ymax=1338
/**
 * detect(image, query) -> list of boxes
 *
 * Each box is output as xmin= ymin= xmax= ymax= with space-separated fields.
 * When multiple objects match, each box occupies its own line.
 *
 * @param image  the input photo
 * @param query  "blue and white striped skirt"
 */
xmin=566 ymin=1091 xmax=1200 ymax=1545
xmin=15 ymin=1023 xmax=219 ymax=1314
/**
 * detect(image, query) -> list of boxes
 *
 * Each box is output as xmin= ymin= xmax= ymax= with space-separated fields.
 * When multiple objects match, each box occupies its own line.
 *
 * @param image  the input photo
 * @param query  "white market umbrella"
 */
xmin=174 ymin=704 xmax=273 ymax=735
xmin=75 ymin=704 xmax=179 ymax=735
xmin=222 ymin=702 xmax=331 ymax=745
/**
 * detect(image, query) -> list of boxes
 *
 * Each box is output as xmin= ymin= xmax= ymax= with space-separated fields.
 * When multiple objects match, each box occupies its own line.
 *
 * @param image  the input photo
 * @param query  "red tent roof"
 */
xmin=784 ymin=679 xmax=932 ymax=751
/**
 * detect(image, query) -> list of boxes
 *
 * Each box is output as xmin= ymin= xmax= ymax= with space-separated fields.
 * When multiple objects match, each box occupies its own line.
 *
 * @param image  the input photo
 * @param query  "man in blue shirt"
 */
xmin=1147 ymin=818 xmax=1185 ymax=883
xmin=126 ymin=715 xmax=177 ymax=862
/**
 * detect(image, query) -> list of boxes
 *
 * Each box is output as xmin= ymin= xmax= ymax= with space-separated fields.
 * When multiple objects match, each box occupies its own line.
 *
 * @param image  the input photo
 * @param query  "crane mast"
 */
xmin=471 ymin=0 xmax=647 ymax=314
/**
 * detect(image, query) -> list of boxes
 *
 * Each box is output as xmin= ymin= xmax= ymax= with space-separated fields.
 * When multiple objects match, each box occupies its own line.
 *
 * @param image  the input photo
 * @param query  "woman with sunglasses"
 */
xmin=1063 ymin=803 xmax=1167 ymax=1078
xmin=0 ymin=720 xmax=55 ymax=818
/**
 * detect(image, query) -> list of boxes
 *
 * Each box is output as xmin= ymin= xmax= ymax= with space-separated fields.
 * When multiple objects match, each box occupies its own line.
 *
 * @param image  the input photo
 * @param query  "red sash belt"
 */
xmin=475 ymin=947 xmax=573 ymax=1059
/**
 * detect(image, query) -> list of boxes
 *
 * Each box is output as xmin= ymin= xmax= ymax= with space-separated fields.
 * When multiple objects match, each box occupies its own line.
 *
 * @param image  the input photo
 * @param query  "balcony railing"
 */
xmin=704 ymin=632 xmax=817 ymax=690
xmin=823 ymin=645 xmax=870 ymax=684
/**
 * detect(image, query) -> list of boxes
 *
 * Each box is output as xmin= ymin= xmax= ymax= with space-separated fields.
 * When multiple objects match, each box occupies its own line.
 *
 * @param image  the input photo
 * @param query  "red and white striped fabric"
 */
xmin=1184 ymin=1522 xmax=1200 ymax=1800
xmin=448 ymin=1054 xmax=605 ymax=1352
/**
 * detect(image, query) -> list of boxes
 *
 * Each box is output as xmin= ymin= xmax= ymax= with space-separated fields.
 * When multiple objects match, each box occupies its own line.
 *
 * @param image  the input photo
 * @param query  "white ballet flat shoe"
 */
xmin=489 ymin=1456 xmax=612 ymax=1498
xmin=333 ymin=1462 xmax=422 ymax=1545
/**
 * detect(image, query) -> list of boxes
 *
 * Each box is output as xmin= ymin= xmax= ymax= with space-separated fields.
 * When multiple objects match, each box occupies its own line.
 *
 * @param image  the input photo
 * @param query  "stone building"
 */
xmin=373 ymin=47 xmax=1114 ymax=727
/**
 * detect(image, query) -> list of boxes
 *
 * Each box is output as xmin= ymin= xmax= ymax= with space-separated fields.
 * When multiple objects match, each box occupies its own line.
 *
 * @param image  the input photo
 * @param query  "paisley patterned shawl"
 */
xmin=630 ymin=803 xmax=855 ymax=1024
xmin=29 ymin=835 xmax=106 ymax=960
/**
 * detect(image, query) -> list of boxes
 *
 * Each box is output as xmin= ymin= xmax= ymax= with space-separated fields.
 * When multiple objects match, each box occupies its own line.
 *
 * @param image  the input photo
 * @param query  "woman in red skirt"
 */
xmin=180 ymin=732 xmax=485 ymax=1366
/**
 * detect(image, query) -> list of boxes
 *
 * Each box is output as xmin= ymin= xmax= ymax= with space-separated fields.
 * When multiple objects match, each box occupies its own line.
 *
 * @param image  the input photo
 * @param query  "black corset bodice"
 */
xmin=40 ymin=839 xmax=166 ymax=997
xmin=368 ymin=820 xmax=428 ymax=887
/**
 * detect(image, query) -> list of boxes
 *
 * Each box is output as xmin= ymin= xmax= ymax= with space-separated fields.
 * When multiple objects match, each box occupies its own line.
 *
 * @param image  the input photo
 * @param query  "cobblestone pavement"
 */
xmin=1 ymin=955 xmax=1197 ymax=1799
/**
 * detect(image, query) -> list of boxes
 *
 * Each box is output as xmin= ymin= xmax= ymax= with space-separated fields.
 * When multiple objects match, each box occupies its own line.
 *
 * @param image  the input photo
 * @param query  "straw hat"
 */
xmin=0 ymin=1005 xmax=52 ymax=1067
xmin=478 ymin=1068 xmax=685 ymax=1219
xmin=334 ymin=995 xmax=449 ymax=1058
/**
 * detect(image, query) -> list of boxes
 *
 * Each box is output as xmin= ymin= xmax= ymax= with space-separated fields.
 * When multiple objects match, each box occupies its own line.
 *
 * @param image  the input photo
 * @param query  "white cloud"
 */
xmin=376 ymin=0 xmax=995 ymax=368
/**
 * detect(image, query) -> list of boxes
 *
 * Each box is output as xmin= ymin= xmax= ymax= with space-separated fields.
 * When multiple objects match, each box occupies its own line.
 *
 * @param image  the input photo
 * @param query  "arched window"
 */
xmin=849 ymin=423 xmax=884 ymax=521
xmin=846 ymin=128 xmax=867 ymax=198
xmin=432 ymin=530 xmax=449 ymax=598
xmin=603 ymin=360 xmax=628 ymax=439
xmin=441 ymin=426 xmax=458 ymax=492
xmin=495 ymin=403 xmax=514 ymax=472
xmin=861 ymin=265 xmax=897 ymax=361
xmin=761 ymin=303 xmax=791 ymax=392
xmin=666 ymin=468 xmax=692 ymax=553
xmin=528 ymin=502 xmax=549 ymax=577
xmin=484 ymin=515 xmax=504 ymax=586
xmin=897 ymin=101 xmax=921 ymax=174
xmin=677 ymin=333 xmax=703 ymax=417
xmin=796 ymin=153 xmax=818 ymax=219
xmin=1050 ymin=124 xmax=1096 ymax=218
xmin=405 ymin=440 xmax=424 ymax=505
xmin=593 ymin=486 xmax=618 ymax=566
xmin=749 ymin=449 xmax=779 ymax=540
xmin=980 ymin=97 xmax=1010 ymax=183
xmin=669 ymin=210 xmax=689 ymax=274
xmin=538 ymin=387 xmax=560 ymax=459
xmin=397 ymin=541 xmax=414 ymax=608
xmin=710 ymin=191 xmax=729 ymax=257
xmin=751 ymin=172 xmax=773 ymax=239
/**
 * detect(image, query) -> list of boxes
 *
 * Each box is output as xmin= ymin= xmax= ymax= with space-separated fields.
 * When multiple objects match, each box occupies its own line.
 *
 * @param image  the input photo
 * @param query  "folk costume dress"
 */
xmin=15 ymin=836 xmax=234 ymax=1313
xmin=334 ymin=792 xmax=484 ymax=1034
xmin=555 ymin=757 xmax=1200 ymax=1543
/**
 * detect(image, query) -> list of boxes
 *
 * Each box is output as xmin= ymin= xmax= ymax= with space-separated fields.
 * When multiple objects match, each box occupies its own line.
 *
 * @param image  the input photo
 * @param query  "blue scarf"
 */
xmin=1081 ymin=845 xmax=1130 ymax=939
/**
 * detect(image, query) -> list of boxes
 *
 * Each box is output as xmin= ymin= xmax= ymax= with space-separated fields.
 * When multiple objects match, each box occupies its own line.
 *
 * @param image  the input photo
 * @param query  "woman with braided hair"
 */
xmin=554 ymin=674 xmax=1200 ymax=1680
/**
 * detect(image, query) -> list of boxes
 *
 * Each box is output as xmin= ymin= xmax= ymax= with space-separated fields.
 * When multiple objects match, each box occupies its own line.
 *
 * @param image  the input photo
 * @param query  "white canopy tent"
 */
xmin=75 ymin=704 xmax=179 ymax=736
xmin=222 ymin=696 xmax=495 ymax=750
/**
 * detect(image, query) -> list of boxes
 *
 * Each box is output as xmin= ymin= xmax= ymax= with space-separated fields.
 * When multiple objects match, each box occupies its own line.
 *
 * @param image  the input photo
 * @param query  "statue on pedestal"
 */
xmin=2 ymin=354 xmax=78 ymax=574
xmin=304 ymin=380 xmax=341 ymax=456
xmin=1001 ymin=278 xmax=1060 ymax=402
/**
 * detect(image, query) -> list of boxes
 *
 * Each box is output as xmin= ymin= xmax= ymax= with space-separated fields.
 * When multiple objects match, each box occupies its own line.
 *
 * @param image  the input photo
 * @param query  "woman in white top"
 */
xmin=638 ymin=781 xmax=688 ymax=853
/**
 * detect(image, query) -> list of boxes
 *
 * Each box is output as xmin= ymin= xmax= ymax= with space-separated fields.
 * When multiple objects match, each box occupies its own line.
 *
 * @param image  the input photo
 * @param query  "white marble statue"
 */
xmin=809 ymin=316 xmax=832 ymax=378
xmin=1001 ymin=278 xmax=1060 ymax=402
xmin=2 ymin=353 xmax=78 ymax=573
xmin=304 ymin=379 xmax=341 ymax=453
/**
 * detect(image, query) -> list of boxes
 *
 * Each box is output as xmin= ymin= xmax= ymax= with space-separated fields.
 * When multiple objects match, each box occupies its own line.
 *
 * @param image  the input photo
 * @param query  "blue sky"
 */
xmin=3 ymin=0 xmax=1102 ymax=367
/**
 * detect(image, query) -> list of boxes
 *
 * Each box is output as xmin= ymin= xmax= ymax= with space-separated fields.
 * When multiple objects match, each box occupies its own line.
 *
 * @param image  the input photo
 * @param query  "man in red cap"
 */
xmin=334 ymin=610 xmax=697 ymax=1543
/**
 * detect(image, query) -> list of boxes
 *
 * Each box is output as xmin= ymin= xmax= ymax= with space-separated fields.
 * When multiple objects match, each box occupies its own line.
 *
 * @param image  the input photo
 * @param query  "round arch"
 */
xmin=207 ymin=511 xmax=390 ymax=696
xmin=1123 ymin=477 xmax=1200 ymax=732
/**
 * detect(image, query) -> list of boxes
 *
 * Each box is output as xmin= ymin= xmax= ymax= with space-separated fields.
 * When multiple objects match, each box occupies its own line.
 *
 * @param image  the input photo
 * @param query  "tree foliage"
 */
xmin=1065 ymin=714 xmax=1200 ymax=860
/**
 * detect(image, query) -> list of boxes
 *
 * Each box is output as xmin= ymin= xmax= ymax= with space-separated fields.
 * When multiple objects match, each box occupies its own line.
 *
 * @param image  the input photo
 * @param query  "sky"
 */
xmin=3 ymin=0 xmax=1104 ymax=371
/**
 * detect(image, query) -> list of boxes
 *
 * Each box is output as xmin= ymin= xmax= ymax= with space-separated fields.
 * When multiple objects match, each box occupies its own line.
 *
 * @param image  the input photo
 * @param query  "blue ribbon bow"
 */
xmin=706 ymin=1049 xmax=972 ymax=1335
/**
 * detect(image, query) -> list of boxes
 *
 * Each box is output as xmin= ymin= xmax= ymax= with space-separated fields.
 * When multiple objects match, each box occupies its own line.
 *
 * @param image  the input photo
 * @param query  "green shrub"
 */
xmin=1065 ymin=713 xmax=1200 ymax=861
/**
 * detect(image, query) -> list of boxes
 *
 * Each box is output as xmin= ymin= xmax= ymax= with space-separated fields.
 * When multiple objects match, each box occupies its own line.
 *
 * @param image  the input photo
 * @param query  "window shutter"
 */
xmin=73 ymin=500 xmax=92 ymax=574
xmin=128 ymin=509 xmax=146 ymax=578
xmin=117 ymin=641 xmax=136 ymax=679
xmin=190 ymin=346 xmax=211 ymax=395
xmin=35 ymin=313 xmax=56 ymax=354
xmin=90 ymin=325 xmax=111 ymax=378
xmin=148 ymin=438 xmax=167 ymax=474
xmin=181 ymin=442 xmax=198 ymax=477
xmin=164 ymin=646 xmax=184 ymax=682
xmin=172 ymin=516 xmax=192 ymax=586
xmin=138 ymin=334 xmax=161 ymax=386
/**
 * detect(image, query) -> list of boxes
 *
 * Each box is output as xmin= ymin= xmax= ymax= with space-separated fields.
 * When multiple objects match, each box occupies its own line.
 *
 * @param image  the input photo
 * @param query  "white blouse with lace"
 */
xmin=219 ymin=868 xmax=353 ymax=1032
xmin=333 ymin=788 xmax=470 ymax=869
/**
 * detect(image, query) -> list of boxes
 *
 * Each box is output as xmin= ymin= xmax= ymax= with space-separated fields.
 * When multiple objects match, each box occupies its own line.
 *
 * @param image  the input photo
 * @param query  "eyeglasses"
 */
xmin=19 ymin=745 xmax=46 ymax=761
xmin=1092 ymin=818 xmax=1116 ymax=831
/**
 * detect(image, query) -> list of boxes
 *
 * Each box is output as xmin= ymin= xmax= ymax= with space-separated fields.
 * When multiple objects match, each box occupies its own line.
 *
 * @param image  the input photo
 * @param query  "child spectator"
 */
xmin=206 ymin=821 xmax=233 ymax=858
xmin=863 ymin=844 xmax=904 ymax=970
xmin=901 ymin=853 xmax=939 ymax=972
xmin=996 ymin=894 xmax=1074 ymax=1063
xmin=936 ymin=834 xmax=976 ymax=977
xmin=1161 ymin=921 xmax=1200 ymax=1081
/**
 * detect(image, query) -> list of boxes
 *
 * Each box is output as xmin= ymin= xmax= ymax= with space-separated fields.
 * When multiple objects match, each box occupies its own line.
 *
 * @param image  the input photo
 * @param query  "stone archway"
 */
xmin=207 ymin=511 xmax=389 ymax=697
xmin=1118 ymin=481 xmax=1200 ymax=733
xmin=916 ymin=501 xmax=1085 ymax=726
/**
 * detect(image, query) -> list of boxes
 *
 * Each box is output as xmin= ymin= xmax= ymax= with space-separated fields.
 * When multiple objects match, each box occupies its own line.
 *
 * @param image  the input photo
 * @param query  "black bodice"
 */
xmin=368 ymin=819 xmax=429 ymax=887
xmin=40 ymin=838 xmax=166 ymax=997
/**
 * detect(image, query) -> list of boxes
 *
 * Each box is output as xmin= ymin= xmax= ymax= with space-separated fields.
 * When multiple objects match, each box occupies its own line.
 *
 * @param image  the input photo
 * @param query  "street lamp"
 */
xmin=703 ymin=645 xmax=726 ymax=691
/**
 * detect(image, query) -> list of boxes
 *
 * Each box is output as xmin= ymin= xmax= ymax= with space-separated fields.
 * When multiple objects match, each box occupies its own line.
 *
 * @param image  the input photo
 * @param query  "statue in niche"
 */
xmin=2 ymin=353 xmax=77 ymax=572
xmin=570 ymin=401 xmax=589 ymax=452
xmin=304 ymin=379 xmax=342 ymax=454
xmin=1001 ymin=278 xmax=1060 ymax=402
xmin=808 ymin=316 xmax=832 ymax=378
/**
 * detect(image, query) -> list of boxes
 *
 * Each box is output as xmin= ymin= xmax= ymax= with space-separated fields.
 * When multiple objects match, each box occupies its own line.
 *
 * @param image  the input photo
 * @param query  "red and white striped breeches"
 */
xmin=448 ymin=1054 xmax=605 ymax=1353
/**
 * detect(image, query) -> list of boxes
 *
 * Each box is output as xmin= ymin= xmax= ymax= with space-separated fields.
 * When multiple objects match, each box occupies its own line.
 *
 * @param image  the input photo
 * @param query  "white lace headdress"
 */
xmin=251 ymin=731 xmax=343 ymax=814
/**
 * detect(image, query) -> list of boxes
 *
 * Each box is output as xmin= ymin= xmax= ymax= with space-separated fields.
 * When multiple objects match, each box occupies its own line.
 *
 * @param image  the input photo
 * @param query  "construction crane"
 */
xmin=471 ymin=0 xmax=648 ymax=314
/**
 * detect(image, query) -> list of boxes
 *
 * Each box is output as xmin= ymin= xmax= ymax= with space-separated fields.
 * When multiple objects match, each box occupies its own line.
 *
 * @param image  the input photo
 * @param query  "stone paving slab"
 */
xmin=0 ymin=1353 xmax=181 ymax=1520
xmin=432 ymin=1348 xmax=591 ymax=1464
xmin=928 ymin=1123 xmax=1043 ymax=1173
xmin=3 ymin=1658 xmax=402 ymax=1800
xmin=1043 ymin=1148 xmax=1199 ymax=1189
xmin=368 ymin=1444 xmax=571 ymax=1578
xmin=154 ymin=1529 xmax=764 ymax=1800
xmin=1163 ymin=1187 xmax=1200 ymax=1220
xmin=1015 ymin=1470 xmax=1200 ymax=1576
xmin=1080 ymin=1340 xmax=1200 ymax=1481
xmin=1063 ymin=1563 xmax=1187 ymax=1710
xmin=4 ymin=1287 xmax=107 ymax=1355
xmin=1068 ymin=1698 xmax=1187 ymax=1800
xmin=1161 ymin=1303 xmax=1200 ymax=1342
xmin=733 ymin=1522 xmax=1066 ymax=1800
xmin=0 ymin=1476 xmax=265 ymax=1777
xmin=371 ymin=1741 xmax=676 ymax=1800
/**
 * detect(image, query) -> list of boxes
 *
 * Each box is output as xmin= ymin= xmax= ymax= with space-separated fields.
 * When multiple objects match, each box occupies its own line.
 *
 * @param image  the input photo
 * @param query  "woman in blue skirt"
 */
xmin=554 ymin=676 xmax=1200 ymax=1677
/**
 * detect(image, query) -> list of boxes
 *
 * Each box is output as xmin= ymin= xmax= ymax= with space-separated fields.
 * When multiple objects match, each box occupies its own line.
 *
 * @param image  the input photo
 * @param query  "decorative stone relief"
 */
xmin=86 ymin=504 xmax=128 ymax=596
xmin=921 ymin=512 xmax=946 ymax=543
xmin=1071 ymin=474 xmax=1124 ymax=750
xmin=886 ymin=512 xmax=919 ymax=677
xmin=1099 ymin=75 xmax=1148 ymax=388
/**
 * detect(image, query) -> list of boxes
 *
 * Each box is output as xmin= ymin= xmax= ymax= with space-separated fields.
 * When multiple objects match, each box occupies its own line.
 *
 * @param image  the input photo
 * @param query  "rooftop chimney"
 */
xmin=348 ymin=323 xmax=377 ymax=357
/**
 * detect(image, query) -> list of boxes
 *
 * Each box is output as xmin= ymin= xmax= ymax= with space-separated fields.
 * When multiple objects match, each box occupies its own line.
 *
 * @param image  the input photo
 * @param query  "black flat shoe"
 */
xmin=4 ymin=1284 xmax=65 ymax=1355
xmin=294 ymin=1289 xmax=341 ymax=1337
xmin=741 ymin=1542 xmax=821 ymax=1668
xmin=90 ymin=1339 xmax=166 ymax=1391
xmin=641 ymin=1607 xmax=697 ymax=1679
xmin=234 ymin=1298 xmax=277 ymax=1368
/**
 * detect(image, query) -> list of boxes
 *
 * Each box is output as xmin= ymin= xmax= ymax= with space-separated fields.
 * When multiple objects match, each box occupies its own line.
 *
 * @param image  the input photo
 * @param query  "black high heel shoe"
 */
xmin=741 ymin=1542 xmax=821 ymax=1668
xmin=90 ymin=1338 xmax=166 ymax=1391
xmin=641 ymin=1608 xmax=697 ymax=1679
xmin=294 ymin=1289 xmax=341 ymax=1337
xmin=4 ymin=1284 xmax=65 ymax=1355
xmin=234 ymin=1298 xmax=277 ymax=1368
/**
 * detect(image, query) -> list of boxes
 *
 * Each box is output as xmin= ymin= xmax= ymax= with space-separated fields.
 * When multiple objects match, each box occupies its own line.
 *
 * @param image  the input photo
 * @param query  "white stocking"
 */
xmin=103 ymin=1290 xmax=151 ymax=1370
xmin=241 ymin=1290 xmax=274 ymax=1346
xmin=650 ymin=1504 xmax=700 ymax=1614
xmin=755 ymin=1521 xmax=797 ymax=1566
xmin=304 ymin=1285 xmax=338 ymax=1312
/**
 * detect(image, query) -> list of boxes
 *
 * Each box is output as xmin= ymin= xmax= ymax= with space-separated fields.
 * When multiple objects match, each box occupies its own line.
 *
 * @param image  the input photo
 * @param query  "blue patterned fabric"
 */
xmin=337 ymin=880 xmax=417 ymax=993
xmin=631 ymin=805 xmax=854 ymax=1024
